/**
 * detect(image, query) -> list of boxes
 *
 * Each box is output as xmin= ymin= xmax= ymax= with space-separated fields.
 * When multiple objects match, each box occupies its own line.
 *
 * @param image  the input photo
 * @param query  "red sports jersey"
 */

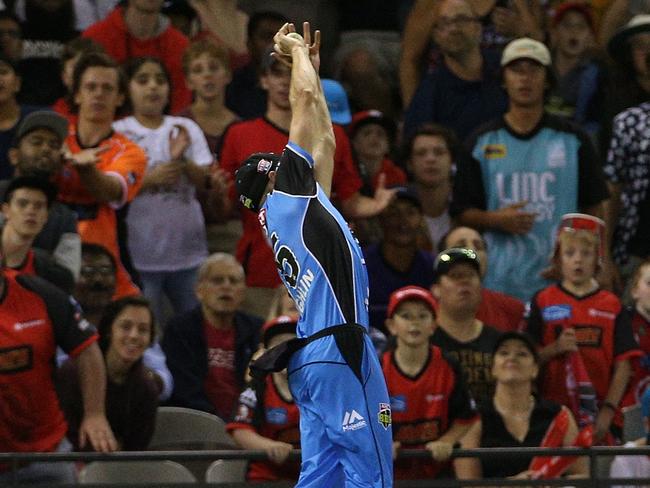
xmin=619 ymin=307 xmax=650 ymax=407
xmin=477 ymin=287 xmax=525 ymax=332
xmin=226 ymin=377 xmax=300 ymax=482
xmin=0 ymin=274 xmax=97 ymax=463
xmin=527 ymin=285 xmax=640 ymax=407
xmin=218 ymin=117 xmax=362 ymax=287
xmin=6 ymin=250 xmax=36 ymax=277
xmin=381 ymin=346 xmax=477 ymax=479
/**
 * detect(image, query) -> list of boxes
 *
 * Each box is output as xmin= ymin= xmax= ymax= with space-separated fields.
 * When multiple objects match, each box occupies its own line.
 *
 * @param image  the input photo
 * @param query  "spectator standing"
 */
xmin=1 ymin=111 xmax=80 ymax=278
xmin=58 ymin=52 xmax=147 ymax=298
xmin=402 ymin=0 xmax=508 ymax=141
xmin=383 ymin=285 xmax=478 ymax=480
xmin=451 ymin=38 xmax=609 ymax=301
xmin=83 ymin=0 xmax=191 ymax=113
xmin=431 ymin=248 xmax=502 ymax=405
xmin=113 ymin=56 xmax=213 ymax=324
xmin=440 ymin=225 xmax=525 ymax=331
xmin=58 ymin=296 xmax=159 ymax=451
xmin=162 ymin=253 xmax=262 ymax=420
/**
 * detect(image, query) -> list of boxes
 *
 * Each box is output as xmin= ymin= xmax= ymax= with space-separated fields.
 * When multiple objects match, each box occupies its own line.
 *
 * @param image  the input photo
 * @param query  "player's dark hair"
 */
xmin=97 ymin=295 xmax=156 ymax=353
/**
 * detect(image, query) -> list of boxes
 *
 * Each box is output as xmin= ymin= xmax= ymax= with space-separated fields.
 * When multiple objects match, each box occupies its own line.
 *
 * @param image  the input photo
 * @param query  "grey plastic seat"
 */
xmin=205 ymin=459 xmax=247 ymax=484
xmin=79 ymin=460 xmax=196 ymax=484
xmin=622 ymin=404 xmax=645 ymax=442
xmin=149 ymin=406 xmax=236 ymax=450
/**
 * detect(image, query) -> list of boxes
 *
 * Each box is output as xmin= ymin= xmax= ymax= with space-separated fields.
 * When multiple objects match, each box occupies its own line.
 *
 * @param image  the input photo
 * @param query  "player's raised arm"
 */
xmin=274 ymin=22 xmax=336 ymax=197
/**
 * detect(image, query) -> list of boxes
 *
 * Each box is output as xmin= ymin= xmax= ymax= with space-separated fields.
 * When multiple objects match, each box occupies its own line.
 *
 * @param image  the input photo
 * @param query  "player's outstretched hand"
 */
xmin=272 ymin=22 xmax=321 ymax=72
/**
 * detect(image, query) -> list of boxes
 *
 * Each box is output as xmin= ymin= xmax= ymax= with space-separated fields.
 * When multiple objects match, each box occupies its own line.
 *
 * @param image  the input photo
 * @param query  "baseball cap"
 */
xmin=555 ymin=212 xmax=606 ymax=262
xmin=348 ymin=110 xmax=397 ymax=142
xmin=14 ymin=110 xmax=68 ymax=145
xmin=322 ymin=79 xmax=352 ymax=125
xmin=235 ymin=153 xmax=280 ymax=212
xmin=434 ymin=247 xmax=481 ymax=280
xmin=492 ymin=331 xmax=540 ymax=363
xmin=552 ymin=2 xmax=596 ymax=33
xmin=608 ymin=15 xmax=650 ymax=60
xmin=387 ymin=285 xmax=437 ymax=318
xmin=392 ymin=186 xmax=422 ymax=210
xmin=262 ymin=314 xmax=298 ymax=348
xmin=501 ymin=37 xmax=552 ymax=67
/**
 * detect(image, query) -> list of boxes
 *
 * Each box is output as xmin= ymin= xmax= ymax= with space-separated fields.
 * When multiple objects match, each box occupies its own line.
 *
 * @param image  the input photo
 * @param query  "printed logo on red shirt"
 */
xmin=574 ymin=325 xmax=603 ymax=347
xmin=0 ymin=345 xmax=33 ymax=373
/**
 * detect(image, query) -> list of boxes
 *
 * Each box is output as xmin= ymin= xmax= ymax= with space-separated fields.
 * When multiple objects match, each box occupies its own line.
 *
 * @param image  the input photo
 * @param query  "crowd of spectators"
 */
xmin=1 ymin=0 xmax=650 ymax=485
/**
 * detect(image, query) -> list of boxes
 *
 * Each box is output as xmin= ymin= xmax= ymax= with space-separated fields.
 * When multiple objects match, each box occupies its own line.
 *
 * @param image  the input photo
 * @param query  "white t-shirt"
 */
xmin=610 ymin=441 xmax=650 ymax=488
xmin=113 ymin=116 xmax=213 ymax=272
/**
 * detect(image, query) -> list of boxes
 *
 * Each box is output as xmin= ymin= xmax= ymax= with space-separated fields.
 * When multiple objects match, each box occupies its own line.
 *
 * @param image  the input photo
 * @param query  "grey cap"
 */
xmin=15 ymin=111 xmax=68 ymax=143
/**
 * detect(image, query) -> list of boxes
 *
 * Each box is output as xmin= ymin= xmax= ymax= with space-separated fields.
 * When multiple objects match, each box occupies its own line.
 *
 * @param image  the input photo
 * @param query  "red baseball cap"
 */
xmin=554 ymin=212 xmax=606 ymax=263
xmin=262 ymin=314 xmax=297 ymax=347
xmin=552 ymin=2 xmax=596 ymax=33
xmin=387 ymin=286 xmax=437 ymax=318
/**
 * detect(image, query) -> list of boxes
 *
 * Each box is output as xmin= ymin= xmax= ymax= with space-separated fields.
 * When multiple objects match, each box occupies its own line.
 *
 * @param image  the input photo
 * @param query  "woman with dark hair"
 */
xmin=455 ymin=332 xmax=589 ymax=481
xmin=113 ymin=56 xmax=214 ymax=324
xmin=58 ymin=296 xmax=159 ymax=450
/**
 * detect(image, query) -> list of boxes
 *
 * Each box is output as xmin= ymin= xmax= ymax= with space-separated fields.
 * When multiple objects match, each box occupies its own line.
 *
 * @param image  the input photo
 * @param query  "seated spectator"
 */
xmin=58 ymin=52 xmax=147 ymax=298
xmin=0 ymin=11 xmax=22 ymax=63
xmin=383 ymin=285 xmax=478 ymax=480
xmin=546 ymin=2 xmax=604 ymax=141
xmin=364 ymin=188 xmax=436 ymax=333
xmin=0 ymin=53 xmax=42 ymax=179
xmin=2 ymin=176 xmax=73 ymax=292
xmin=227 ymin=315 xmax=300 ymax=483
xmin=52 ymin=37 xmax=106 ymax=123
xmin=162 ymin=253 xmax=262 ymax=420
xmin=430 ymin=248 xmax=501 ymax=405
xmin=456 ymin=331 xmax=588 ymax=480
xmin=15 ymin=0 xmax=78 ymax=106
xmin=225 ymin=11 xmax=287 ymax=119
xmin=58 ymin=295 xmax=159 ymax=451
xmin=321 ymin=78 xmax=352 ymax=126
xmin=1 ymin=110 xmax=80 ymax=278
xmin=83 ymin=0 xmax=190 ymax=113
xmin=113 ymin=56 xmax=214 ymax=325
xmin=72 ymin=243 xmax=174 ymax=401
xmin=526 ymin=214 xmax=640 ymax=443
xmin=402 ymin=0 xmax=508 ymax=141
xmin=404 ymin=123 xmax=458 ymax=253
xmin=440 ymin=226 xmax=525 ymax=331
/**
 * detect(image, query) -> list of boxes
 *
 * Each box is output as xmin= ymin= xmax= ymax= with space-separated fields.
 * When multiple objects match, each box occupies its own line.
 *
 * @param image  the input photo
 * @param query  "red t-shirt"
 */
xmin=620 ymin=307 xmax=650 ymax=407
xmin=527 ymin=285 xmax=641 ymax=406
xmin=83 ymin=7 xmax=191 ymax=113
xmin=477 ymin=287 xmax=525 ymax=332
xmin=381 ymin=346 xmax=477 ymax=479
xmin=0 ymin=274 xmax=97 ymax=462
xmin=370 ymin=158 xmax=407 ymax=190
xmin=218 ymin=117 xmax=362 ymax=287
xmin=203 ymin=322 xmax=238 ymax=420
xmin=226 ymin=378 xmax=300 ymax=482
xmin=51 ymin=98 xmax=77 ymax=125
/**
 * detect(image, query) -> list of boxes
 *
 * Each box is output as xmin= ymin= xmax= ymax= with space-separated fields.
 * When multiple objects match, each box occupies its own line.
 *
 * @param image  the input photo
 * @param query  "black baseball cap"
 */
xmin=14 ymin=111 xmax=68 ymax=145
xmin=493 ymin=331 xmax=540 ymax=364
xmin=434 ymin=247 xmax=481 ymax=281
xmin=235 ymin=152 xmax=280 ymax=212
xmin=4 ymin=175 xmax=58 ymax=208
xmin=393 ymin=186 xmax=422 ymax=210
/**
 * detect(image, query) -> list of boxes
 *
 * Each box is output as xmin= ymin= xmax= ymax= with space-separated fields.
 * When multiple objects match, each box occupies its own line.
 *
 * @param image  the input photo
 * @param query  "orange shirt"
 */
xmin=58 ymin=126 xmax=146 ymax=297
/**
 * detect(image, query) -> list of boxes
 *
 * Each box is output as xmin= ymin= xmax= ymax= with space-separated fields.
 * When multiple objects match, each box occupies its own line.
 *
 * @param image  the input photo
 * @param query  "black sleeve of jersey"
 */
xmin=16 ymin=274 xmax=96 ymax=354
xmin=524 ymin=293 xmax=544 ymax=346
xmin=32 ymin=248 xmax=75 ymax=294
xmin=444 ymin=351 xmax=478 ymax=422
xmin=577 ymin=132 xmax=609 ymax=209
xmin=613 ymin=309 xmax=641 ymax=357
xmin=449 ymin=152 xmax=487 ymax=217
xmin=274 ymin=145 xmax=317 ymax=196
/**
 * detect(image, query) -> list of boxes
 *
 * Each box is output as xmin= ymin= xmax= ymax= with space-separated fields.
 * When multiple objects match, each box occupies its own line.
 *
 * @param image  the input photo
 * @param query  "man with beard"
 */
xmin=162 ymin=253 xmax=262 ymax=420
xmin=1 ymin=111 xmax=80 ymax=279
xmin=403 ymin=0 xmax=507 ymax=141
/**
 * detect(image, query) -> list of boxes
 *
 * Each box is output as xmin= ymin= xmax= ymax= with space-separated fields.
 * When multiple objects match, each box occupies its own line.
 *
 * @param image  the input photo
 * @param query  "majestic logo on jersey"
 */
xmin=0 ymin=345 xmax=33 ymax=373
xmin=484 ymin=144 xmax=506 ymax=159
xmin=342 ymin=410 xmax=367 ymax=431
xmin=542 ymin=304 xmax=572 ymax=321
xmin=270 ymin=232 xmax=300 ymax=288
xmin=378 ymin=403 xmax=392 ymax=430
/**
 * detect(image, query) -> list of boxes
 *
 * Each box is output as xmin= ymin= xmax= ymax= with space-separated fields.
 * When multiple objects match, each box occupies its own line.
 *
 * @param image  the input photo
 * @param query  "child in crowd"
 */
xmin=526 ymin=213 xmax=640 ymax=443
xmin=58 ymin=296 xmax=159 ymax=451
xmin=113 ymin=57 xmax=214 ymax=325
xmin=382 ymin=285 xmax=478 ymax=480
xmin=227 ymin=316 xmax=300 ymax=483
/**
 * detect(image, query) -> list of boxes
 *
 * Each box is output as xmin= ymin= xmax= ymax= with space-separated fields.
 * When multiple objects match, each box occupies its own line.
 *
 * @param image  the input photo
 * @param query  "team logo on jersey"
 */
xmin=257 ymin=158 xmax=274 ymax=174
xmin=588 ymin=308 xmax=616 ymax=320
xmin=547 ymin=140 xmax=567 ymax=168
xmin=266 ymin=408 xmax=289 ymax=425
xmin=574 ymin=325 xmax=603 ymax=347
xmin=13 ymin=319 xmax=45 ymax=331
xmin=484 ymin=144 xmax=506 ymax=159
xmin=342 ymin=410 xmax=367 ymax=431
xmin=390 ymin=395 xmax=407 ymax=412
xmin=542 ymin=304 xmax=572 ymax=322
xmin=378 ymin=403 xmax=392 ymax=430
xmin=0 ymin=345 xmax=32 ymax=373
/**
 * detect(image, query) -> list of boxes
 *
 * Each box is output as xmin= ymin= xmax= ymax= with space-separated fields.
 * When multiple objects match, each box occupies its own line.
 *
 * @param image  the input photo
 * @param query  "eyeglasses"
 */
xmin=80 ymin=265 xmax=114 ymax=278
xmin=433 ymin=15 xmax=478 ymax=32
